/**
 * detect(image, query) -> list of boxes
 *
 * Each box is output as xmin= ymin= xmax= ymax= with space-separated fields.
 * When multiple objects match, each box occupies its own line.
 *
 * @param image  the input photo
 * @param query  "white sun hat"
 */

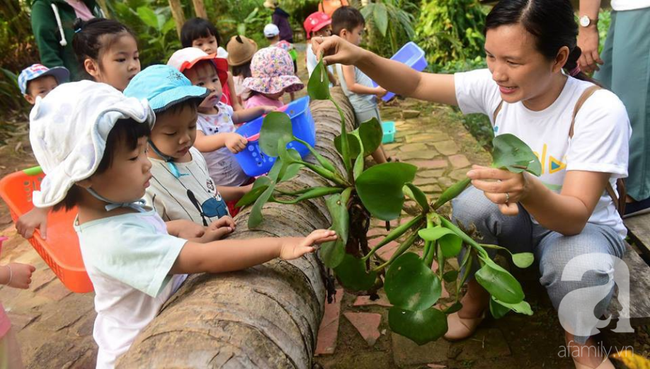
xmin=29 ymin=80 xmax=155 ymax=208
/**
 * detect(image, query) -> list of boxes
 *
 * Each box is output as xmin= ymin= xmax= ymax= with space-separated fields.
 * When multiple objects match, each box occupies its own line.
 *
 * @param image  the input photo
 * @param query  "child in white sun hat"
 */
xmin=29 ymin=80 xmax=336 ymax=368
xmin=243 ymin=46 xmax=304 ymax=109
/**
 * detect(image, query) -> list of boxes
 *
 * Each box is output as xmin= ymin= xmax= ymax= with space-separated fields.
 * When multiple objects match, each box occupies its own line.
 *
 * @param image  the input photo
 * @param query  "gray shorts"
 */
xmin=354 ymin=105 xmax=381 ymax=128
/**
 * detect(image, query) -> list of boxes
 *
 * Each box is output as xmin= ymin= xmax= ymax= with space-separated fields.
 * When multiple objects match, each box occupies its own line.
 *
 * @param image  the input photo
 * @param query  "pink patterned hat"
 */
xmin=243 ymin=47 xmax=304 ymax=95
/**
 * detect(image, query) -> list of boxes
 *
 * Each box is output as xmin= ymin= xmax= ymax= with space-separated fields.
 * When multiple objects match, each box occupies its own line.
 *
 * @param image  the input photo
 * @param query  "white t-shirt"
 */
xmin=145 ymin=147 xmax=230 ymax=225
xmin=611 ymin=0 xmax=650 ymax=11
xmin=306 ymin=44 xmax=335 ymax=87
xmin=336 ymin=63 xmax=376 ymax=113
xmin=196 ymin=101 xmax=250 ymax=186
xmin=454 ymin=69 xmax=631 ymax=238
xmin=75 ymin=210 xmax=187 ymax=368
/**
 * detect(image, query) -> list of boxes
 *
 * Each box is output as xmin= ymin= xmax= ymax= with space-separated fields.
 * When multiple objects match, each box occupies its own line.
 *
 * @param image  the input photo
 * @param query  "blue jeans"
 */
xmin=452 ymin=186 xmax=627 ymax=343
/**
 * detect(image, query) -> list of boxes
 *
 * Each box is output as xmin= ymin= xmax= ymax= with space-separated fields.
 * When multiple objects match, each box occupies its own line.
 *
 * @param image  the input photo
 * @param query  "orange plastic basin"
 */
xmin=0 ymin=166 xmax=92 ymax=293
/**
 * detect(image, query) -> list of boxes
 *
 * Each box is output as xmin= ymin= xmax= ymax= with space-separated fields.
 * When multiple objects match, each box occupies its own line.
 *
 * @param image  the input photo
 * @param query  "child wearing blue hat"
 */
xmin=30 ymin=78 xmax=336 ymax=368
xmin=18 ymin=63 xmax=69 ymax=105
xmin=124 ymin=64 xmax=246 ymax=226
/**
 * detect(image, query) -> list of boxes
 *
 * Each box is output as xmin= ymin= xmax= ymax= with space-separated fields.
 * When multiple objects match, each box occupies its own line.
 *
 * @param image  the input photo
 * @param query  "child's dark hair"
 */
xmin=331 ymin=6 xmax=365 ymax=36
xmin=231 ymin=62 xmax=253 ymax=78
xmin=485 ymin=0 xmax=599 ymax=84
xmin=156 ymin=99 xmax=200 ymax=118
xmin=72 ymin=18 xmax=136 ymax=78
xmin=53 ymin=118 xmax=150 ymax=211
xmin=181 ymin=18 xmax=222 ymax=48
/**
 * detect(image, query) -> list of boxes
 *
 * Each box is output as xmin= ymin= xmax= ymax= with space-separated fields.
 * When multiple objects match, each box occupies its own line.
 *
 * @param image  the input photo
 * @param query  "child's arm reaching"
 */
xmin=194 ymin=131 xmax=248 ymax=154
xmin=0 ymin=263 xmax=35 ymax=289
xmin=17 ymin=206 xmax=51 ymax=239
xmin=232 ymin=106 xmax=277 ymax=125
xmin=169 ymin=229 xmax=337 ymax=274
xmin=217 ymin=184 xmax=253 ymax=202
xmin=227 ymin=72 xmax=243 ymax=112
xmin=341 ymin=65 xmax=386 ymax=98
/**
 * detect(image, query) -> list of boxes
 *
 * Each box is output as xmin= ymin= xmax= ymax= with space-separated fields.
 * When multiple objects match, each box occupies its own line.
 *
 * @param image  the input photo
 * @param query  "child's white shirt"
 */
xmin=196 ymin=101 xmax=250 ymax=186
xmin=74 ymin=210 xmax=187 ymax=368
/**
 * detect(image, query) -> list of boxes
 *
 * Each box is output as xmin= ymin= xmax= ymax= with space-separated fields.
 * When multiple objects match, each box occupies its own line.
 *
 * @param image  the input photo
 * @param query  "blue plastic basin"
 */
xmin=372 ymin=42 xmax=428 ymax=102
xmin=235 ymin=96 xmax=316 ymax=177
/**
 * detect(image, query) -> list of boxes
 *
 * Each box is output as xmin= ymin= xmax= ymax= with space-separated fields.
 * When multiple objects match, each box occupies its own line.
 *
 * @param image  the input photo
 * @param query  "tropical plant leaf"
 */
xmin=418 ymin=226 xmax=462 ymax=258
xmin=319 ymin=192 xmax=350 ymax=268
xmin=388 ymin=306 xmax=448 ymax=345
xmin=334 ymin=132 xmax=362 ymax=159
xmin=334 ymin=254 xmax=377 ymax=291
xmin=512 ymin=253 xmax=534 ymax=269
xmin=358 ymin=117 xmax=383 ymax=156
xmin=492 ymin=133 xmax=542 ymax=176
xmin=137 ymin=6 xmax=158 ymax=29
xmin=260 ymin=112 xmax=293 ymax=157
xmin=373 ymin=3 xmax=389 ymax=36
xmin=404 ymin=183 xmax=430 ymax=212
xmin=356 ymin=162 xmax=418 ymax=220
xmin=236 ymin=176 xmax=272 ymax=207
xmin=308 ymin=60 xmax=330 ymax=100
xmin=475 ymin=259 xmax=525 ymax=304
xmin=248 ymin=182 xmax=276 ymax=228
xmin=385 ymin=252 xmax=442 ymax=311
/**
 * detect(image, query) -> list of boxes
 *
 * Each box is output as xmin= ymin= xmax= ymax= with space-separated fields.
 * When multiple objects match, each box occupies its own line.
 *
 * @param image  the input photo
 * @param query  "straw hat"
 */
xmin=226 ymin=35 xmax=258 ymax=66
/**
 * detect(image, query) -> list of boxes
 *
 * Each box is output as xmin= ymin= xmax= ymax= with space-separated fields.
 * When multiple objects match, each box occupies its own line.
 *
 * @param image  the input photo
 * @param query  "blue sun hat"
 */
xmin=124 ymin=65 xmax=209 ymax=178
xmin=123 ymin=64 xmax=208 ymax=112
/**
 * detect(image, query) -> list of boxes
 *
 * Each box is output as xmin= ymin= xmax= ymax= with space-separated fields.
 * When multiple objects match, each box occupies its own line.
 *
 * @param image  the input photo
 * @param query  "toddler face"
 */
xmin=87 ymin=136 xmax=152 ymax=202
xmin=313 ymin=26 xmax=332 ymax=38
xmin=192 ymin=35 xmax=219 ymax=55
xmin=343 ymin=25 xmax=364 ymax=46
xmin=149 ymin=103 xmax=198 ymax=161
xmin=96 ymin=33 xmax=140 ymax=91
xmin=24 ymin=75 xmax=58 ymax=104
xmin=183 ymin=61 xmax=223 ymax=113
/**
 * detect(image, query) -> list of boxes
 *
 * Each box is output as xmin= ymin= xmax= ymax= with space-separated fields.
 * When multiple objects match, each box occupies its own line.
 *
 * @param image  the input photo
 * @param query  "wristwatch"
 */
xmin=579 ymin=15 xmax=598 ymax=28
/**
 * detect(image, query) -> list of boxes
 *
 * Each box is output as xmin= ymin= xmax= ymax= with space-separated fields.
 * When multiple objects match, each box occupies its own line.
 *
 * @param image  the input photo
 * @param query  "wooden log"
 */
xmin=117 ymin=89 xmax=355 ymax=368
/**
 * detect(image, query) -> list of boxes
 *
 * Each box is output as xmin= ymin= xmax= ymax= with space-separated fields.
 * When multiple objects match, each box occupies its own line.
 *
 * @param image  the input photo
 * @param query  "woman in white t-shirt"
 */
xmin=314 ymin=1 xmax=630 ymax=368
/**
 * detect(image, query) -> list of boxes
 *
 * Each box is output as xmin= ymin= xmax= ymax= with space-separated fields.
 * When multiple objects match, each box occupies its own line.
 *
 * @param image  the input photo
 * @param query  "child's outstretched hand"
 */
xmin=170 ymin=220 xmax=205 ymax=240
xmin=279 ymin=230 xmax=337 ymax=260
xmin=1 ymin=263 xmax=36 ymax=289
xmin=375 ymin=87 xmax=388 ymax=99
xmin=17 ymin=207 xmax=50 ymax=239
xmin=225 ymin=133 xmax=248 ymax=154
xmin=260 ymin=106 xmax=278 ymax=115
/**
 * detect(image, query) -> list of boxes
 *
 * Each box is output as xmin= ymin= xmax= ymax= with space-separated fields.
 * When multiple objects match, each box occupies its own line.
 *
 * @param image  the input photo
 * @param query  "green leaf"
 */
xmin=292 ymin=136 xmax=338 ymax=174
xmin=162 ymin=18 xmax=176 ymax=35
xmin=388 ymin=306 xmax=448 ymax=345
xmin=443 ymin=270 xmax=458 ymax=283
xmin=358 ymin=117 xmax=383 ymax=156
xmin=260 ymin=112 xmax=293 ymax=157
xmin=512 ymin=252 xmax=534 ymax=269
xmin=308 ymin=60 xmax=330 ymax=100
xmin=279 ymin=149 xmax=303 ymax=182
xmin=334 ymin=254 xmax=377 ymax=291
xmin=334 ymin=132 xmax=361 ymax=159
xmin=492 ymin=133 xmax=542 ymax=176
xmin=353 ymin=135 xmax=365 ymax=180
xmin=418 ymin=227 xmax=462 ymax=258
xmin=489 ymin=297 xmax=511 ymax=319
xmin=319 ymin=192 xmax=350 ymax=268
xmin=373 ymin=3 xmax=389 ymax=37
xmin=248 ymin=182 xmax=276 ymax=228
xmin=137 ymin=6 xmax=158 ymax=29
xmin=444 ymin=301 xmax=463 ymax=314
xmin=236 ymin=176 xmax=272 ymax=207
xmin=385 ymin=252 xmax=442 ymax=310
xmin=364 ymin=214 xmax=424 ymax=260
xmin=493 ymin=297 xmax=533 ymax=316
xmin=475 ymin=260 xmax=524 ymax=304
xmin=404 ymin=183 xmax=430 ymax=212
xmin=355 ymin=162 xmax=418 ymax=220
xmin=432 ymin=177 xmax=470 ymax=210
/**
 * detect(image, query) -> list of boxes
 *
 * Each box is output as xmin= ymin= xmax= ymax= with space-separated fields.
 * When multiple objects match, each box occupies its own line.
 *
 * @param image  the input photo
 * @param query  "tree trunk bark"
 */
xmin=192 ymin=0 xmax=208 ymax=20
xmin=117 ymin=89 xmax=355 ymax=369
xmin=168 ymin=0 xmax=186 ymax=38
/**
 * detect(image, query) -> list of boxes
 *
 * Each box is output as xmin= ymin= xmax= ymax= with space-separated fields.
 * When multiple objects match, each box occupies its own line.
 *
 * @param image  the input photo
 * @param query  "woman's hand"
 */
xmin=311 ymin=35 xmax=364 ymax=66
xmin=467 ymin=165 xmax=531 ymax=216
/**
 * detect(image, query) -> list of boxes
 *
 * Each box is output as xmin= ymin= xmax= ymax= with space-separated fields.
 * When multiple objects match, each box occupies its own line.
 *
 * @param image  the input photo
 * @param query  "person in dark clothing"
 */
xmin=264 ymin=0 xmax=293 ymax=43
xmin=31 ymin=0 xmax=104 ymax=81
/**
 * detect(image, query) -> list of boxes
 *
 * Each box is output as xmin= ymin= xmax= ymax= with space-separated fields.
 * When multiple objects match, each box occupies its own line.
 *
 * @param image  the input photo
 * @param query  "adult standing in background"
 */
xmin=264 ymin=0 xmax=294 ymax=43
xmin=31 ymin=0 xmax=104 ymax=81
xmin=578 ymin=0 xmax=650 ymax=217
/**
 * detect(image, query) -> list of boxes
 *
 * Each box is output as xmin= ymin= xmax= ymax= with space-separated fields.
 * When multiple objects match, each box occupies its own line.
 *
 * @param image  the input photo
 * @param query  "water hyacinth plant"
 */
xmin=237 ymin=60 xmax=542 ymax=345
